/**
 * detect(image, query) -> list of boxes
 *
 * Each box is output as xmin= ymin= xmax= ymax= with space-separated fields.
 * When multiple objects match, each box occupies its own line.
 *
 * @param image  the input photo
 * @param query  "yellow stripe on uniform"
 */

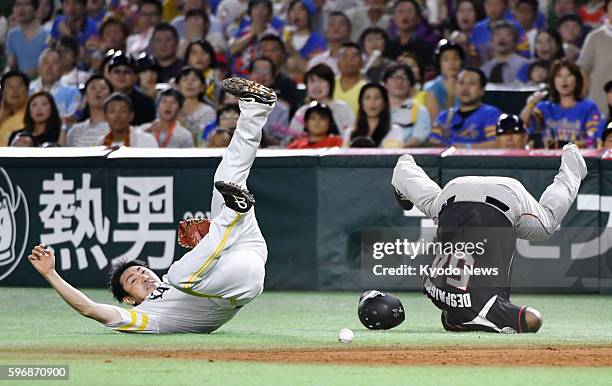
xmin=116 ymin=310 xmax=139 ymax=331
xmin=183 ymin=213 xmax=242 ymax=289
xmin=135 ymin=313 xmax=149 ymax=331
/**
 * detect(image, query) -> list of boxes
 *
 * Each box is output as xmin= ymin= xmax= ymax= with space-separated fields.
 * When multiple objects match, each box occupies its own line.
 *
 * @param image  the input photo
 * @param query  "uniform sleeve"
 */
xmin=409 ymin=104 xmax=432 ymax=143
xmin=428 ymin=110 xmax=448 ymax=145
xmin=584 ymin=101 xmax=602 ymax=139
xmin=484 ymin=108 xmax=502 ymax=142
xmin=104 ymin=306 xmax=157 ymax=333
xmin=515 ymin=26 xmax=531 ymax=58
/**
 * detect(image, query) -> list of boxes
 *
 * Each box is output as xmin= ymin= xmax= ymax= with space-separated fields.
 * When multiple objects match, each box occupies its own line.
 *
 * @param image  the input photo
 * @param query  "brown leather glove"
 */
xmin=177 ymin=218 xmax=212 ymax=249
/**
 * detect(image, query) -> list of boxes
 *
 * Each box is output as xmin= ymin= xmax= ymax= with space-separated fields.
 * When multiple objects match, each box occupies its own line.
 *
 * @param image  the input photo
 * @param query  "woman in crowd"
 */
xmin=63 ymin=75 xmax=112 ymax=147
xmin=520 ymin=59 xmax=602 ymax=148
xmin=288 ymin=102 xmax=343 ymax=149
xmin=349 ymin=82 xmax=405 ymax=148
xmin=283 ymin=0 xmax=327 ymax=81
xmin=9 ymin=91 xmax=61 ymax=146
xmin=518 ymin=29 xmax=566 ymax=82
xmin=184 ymin=39 xmax=218 ymax=103
xmin=359 ymin=27 xmax=393 ymax=84
xmin=199 ymin=103 xmax=240 ymax=146
xmin=289 ymin=64 xmax=355 ymax=139
xmin=396 ymin=50 xmax=439 ymax=121
xmin=176 ymin=66 xmax=216 ymax=145
xmin=447 ymin=0 xmax=484 ymax=67
xmin=423 ymin=39 xmax=465 ymax=120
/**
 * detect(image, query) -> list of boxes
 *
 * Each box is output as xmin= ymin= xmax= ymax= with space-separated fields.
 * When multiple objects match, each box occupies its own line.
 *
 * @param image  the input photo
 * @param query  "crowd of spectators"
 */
xmin=0 ymin=0 xmax=611 ymax=150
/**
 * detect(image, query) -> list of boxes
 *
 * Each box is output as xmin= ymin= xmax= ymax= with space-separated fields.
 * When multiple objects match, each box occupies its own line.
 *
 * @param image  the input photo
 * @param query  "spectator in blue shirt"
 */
xmin=429 ymin=67 xmax=502 ymax=148
xmin=424 ymin=39 xmax=465 ymax=116
xmin=471 ymin=0 xmax=530 ymax=62
xmin=29 ymin=47 xmax=82 ymax=122
xmin=481 ymin=21 xmax=530 ymax=83
xmin=5 ymin=0 xmax=49 ymax=78
xmin=520 ymin=59 xmax=602 ymax=148
xmin=50 ymin=0 xmax=98 ymax=51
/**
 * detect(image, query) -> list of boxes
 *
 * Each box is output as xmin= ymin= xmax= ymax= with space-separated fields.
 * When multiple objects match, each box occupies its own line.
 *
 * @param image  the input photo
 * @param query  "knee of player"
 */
xmin=524 ymin=307 xmax=543 ymax=333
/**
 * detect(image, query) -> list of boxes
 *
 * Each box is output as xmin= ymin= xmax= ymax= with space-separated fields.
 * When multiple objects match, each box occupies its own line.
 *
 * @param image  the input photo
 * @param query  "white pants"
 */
xmin=166 ymin=100 xmax=272 ymax=303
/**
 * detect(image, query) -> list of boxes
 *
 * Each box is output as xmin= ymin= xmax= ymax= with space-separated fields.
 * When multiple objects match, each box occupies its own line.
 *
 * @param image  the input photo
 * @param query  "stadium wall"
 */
xmin=0 ymin=147 xmax=610 ymax=294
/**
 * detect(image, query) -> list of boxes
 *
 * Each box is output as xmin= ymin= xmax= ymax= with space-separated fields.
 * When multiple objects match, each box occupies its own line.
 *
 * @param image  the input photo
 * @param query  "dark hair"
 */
xmin=216 ymin=103 xmax=240 ymax=120
xmin=340 ymin=41 xmax=362 ymax=55
xmin=109 ymin=259 xmax=148 ymax=303
xmin=288 ymin=0 xmax=312 ymax=30
xmin=83 ymin=73 xmax=113 ymax=94
xmin=516 ymin=0 xmax=538 ymax=14
xmin=304 ymin=102 xmax=339 ymax=135
xmin=184 ymin=39 xmax=217 ymax=69
xmin=450 ymin=0 xmax=485 ymax=31
xmin=604 ymin=80 xmax=612 ymax=94
xmin=139 ymin=0 xmax=163 ymax=15
xmin=327 ymin=11 xmax=352 ymax=32
xmin=304 ymin=63 xmax=336 ymax=98
xmin=1 ymin=70 xmax=30 ymax=90
xmin=176 ymin=66 xmax=207 ymax=102
xmin=186 ymin=8 xmax=210 ymax=23
xmin=176 ymin=65 xmax=206 ymax=86
xmin=491 ymin=20 xmax=518 ymax=42
xmin=259 ymin=34 xmax=287 ymax=55
xmin=103 ymin=92 xmax=134 ymax=112
xmin=99 ymin=15 xmax=129 ymax=39
xmin=249 ymin=56 xmax=276 ymax=76
xmin=383 ymin=63 xmax=416 ymax=86
xmin=59 ymin=36 xmax=79 ymax=57
xmin=159 ymin=87 xmax=185 ymax=109
xmin=397 ymin=50 xmax=425 ymax=83
xmin=12 ymin=0 xmax=39 ymax=10
xmin=534 ymin=29 xmax=565 ymax=60
xmin=460 ymin=66 xmax=488 ymax=88
xmin=358 ymin=27 xmax=389 ymax=53
xmin=153 ymin=22 xmax=179 ymax=43
xmin=248 ymin=0 xmax=273 ymax=18
xmin=23 ymin=92 xmax=62 ymax=138
xmin=39 ymin=0 xmax=55 ymax=24
xmin=395 ymin=0 xmax=422 ymax=18
xmin=61 ymin=0 xmax=86 ymax=5
xmin=549 ymin=59 xmax=583 ymax=103
xmin=352 ymin=83 xmax=391 ymax=146
xmin=557 ymin=13 xmax=583 ymax=28
xmin=527 ymin=60 xmax=549 ymax=81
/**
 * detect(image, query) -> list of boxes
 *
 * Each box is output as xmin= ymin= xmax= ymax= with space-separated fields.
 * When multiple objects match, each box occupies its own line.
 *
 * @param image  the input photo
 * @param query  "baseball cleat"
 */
xmin=221 ymin=77 xmax=277 ymax=105
xmin=214 ymin=181 xmax=255 ymax=213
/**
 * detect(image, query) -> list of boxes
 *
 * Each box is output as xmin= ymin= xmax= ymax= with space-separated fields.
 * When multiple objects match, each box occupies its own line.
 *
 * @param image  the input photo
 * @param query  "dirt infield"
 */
xmin=23 ymin=346 xmax=612 ymax=367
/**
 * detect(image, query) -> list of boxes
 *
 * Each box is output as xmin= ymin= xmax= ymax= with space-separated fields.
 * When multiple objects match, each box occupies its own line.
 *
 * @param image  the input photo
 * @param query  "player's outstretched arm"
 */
xmin=28 ymin=244 xmax=122 ymax=325
xmin=391 ymin=154 xmax=442 ymax=220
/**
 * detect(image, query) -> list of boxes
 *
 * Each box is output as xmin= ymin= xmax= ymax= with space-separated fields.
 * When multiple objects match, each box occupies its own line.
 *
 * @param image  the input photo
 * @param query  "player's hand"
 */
xmin=28 ymin=244 xmax=56 ymax=276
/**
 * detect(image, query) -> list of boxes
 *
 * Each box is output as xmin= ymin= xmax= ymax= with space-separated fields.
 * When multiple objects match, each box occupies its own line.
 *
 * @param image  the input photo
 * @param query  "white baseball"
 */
xmin=338 ymin=328 xmax=353 ymax=343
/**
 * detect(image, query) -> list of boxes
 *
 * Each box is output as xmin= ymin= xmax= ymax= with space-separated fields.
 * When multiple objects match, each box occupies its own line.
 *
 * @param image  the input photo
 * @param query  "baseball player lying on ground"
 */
xmin=28 ymin=78 xmax=277 ymax=333
xmin=392 ymin=142 xmax=587 ymax=333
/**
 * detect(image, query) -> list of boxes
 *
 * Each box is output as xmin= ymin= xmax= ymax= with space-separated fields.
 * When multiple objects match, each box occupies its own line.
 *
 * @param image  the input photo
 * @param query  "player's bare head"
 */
xmin=109 ymin=259 xmax=160 ymax=305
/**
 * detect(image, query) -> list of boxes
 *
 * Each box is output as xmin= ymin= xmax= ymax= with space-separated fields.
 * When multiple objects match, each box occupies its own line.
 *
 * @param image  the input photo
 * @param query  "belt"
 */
xmin=446 ymin=195 xmax=509 ymax=212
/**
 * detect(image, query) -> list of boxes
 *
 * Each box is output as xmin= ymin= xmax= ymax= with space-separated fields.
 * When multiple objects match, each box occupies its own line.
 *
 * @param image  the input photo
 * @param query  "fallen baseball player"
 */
xmin=28 ymin=78 xmax=277 ymax=333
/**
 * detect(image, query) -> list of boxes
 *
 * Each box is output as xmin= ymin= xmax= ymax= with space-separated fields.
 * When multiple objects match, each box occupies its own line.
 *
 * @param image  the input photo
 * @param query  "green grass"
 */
xmin=1 ymin=288 xmax=611 ymax=385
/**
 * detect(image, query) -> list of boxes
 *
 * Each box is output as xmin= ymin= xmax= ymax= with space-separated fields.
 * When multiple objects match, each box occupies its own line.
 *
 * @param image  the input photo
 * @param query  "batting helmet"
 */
xmin=358 ymin=290 xmax=405 ymax=330
xmin=496 ymin=114 xmax=526 ymax=135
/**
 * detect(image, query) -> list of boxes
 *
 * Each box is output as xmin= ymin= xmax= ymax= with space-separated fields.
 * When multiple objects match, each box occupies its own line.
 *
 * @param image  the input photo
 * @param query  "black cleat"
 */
xmin=221 ymin=77 xmax=277 ymax=105
xmin=214 ymin=181 xmax=255 ymax=213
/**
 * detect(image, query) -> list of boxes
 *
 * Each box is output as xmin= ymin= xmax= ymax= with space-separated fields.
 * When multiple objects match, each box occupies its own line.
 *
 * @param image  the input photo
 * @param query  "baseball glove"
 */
xmin=177 ymin=218 xmax=212 ymax=249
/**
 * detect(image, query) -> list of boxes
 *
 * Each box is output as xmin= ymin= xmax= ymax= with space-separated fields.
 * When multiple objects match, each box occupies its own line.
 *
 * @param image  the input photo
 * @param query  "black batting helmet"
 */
xmin=496 ymin=114 xmax=526 ymax=135
xmin=358 ymin=290 xmax=405 ymax=330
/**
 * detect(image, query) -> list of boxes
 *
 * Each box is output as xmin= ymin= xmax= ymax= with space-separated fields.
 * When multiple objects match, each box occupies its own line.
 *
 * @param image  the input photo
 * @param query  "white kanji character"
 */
xmin=113 ymin=177 xmax=175 ymax=270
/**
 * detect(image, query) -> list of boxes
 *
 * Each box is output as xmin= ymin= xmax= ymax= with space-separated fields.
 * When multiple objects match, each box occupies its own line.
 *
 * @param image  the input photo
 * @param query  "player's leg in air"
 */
xmin=165 ymin=78 xmax=277 ymax=303
xmin=392 ymin=144 xmax=586 ymax=333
